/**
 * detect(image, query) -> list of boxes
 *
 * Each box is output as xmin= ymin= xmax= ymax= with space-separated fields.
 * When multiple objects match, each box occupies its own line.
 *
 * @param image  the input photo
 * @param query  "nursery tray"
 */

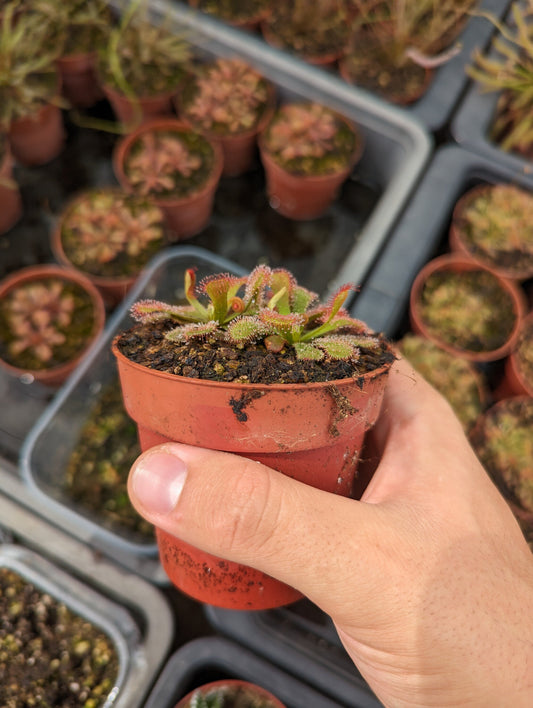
xmin=350 ymin=144 xmax=533 ymax=338
xmin=0 ymin=465 xmax=174 ymax=708
xmin=205 ymin=602 xmax=382 ymax=708
xmin=169 ymin=0 xmax=512 ymax=135
xmin=18 ymin=247 xmax=245 ymax=582
xmin=451 ymin=1 xmax=533 ymax=175
xmin=145 ymin=636 xmax=343 ymax=708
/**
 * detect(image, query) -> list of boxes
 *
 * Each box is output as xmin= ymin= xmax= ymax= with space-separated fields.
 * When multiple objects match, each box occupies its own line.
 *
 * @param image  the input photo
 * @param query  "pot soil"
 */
xmin=175 ymin=679 xmax=285 ymax=708
xmin=409 ymin=254 xmax=526 ymax=362
xmin=0 ymin=137 xmax=22 ymax=234
xmin=0 ymin=566 xmax=119 ymax=708
xmin=188 ymin=0 xmax=271 ymax=32
xmin=470 ymin=397 xmax=533 ymax=529
xmin=449 ymin=184 xmax=533 ymax=281
xmin=52 ymin=188 xmax=167 ymax=306
xmin=64 ymin=379 xmax=154 ymax=544
xmin=113 ymin=118 xmax=223 ymax=240
xmin=113 ymin=316 xmax=394 ymax=609
xmin=398 ymin=333 xmax=488 ymax=431
xmin=0 ymin=264 xmax=106 ymax=387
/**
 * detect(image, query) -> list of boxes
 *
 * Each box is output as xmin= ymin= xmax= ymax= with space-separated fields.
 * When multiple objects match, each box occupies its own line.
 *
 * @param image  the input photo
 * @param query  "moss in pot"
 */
xmin=397 ymin=333 xmax=488 ymax=431
xmin=113 ymin=266 xmax=395 ymax=608
xmin=0 ymin=567 xmax=119 ymax=707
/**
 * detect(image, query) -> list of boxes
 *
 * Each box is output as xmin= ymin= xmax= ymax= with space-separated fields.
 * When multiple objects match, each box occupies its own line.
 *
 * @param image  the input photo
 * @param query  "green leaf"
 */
xmin=165 ymin=321 xmax=218 ymax=342
xmin=293 ymin=342 xmax=324 ymax=360
xmin=316 ymin=337 xmax=358 ymax=360
xmin=225 ymin=316 xmax=269 ymax=343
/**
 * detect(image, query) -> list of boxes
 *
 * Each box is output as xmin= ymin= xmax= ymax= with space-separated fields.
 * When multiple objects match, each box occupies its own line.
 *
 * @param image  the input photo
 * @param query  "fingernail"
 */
xmin=131 ymin=449 xmax=187 ymax=516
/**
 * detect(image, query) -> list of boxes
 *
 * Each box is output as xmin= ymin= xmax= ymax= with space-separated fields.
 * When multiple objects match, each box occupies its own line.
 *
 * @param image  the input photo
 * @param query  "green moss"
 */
xmin=418 ymin=269 xmax=516 ymax=352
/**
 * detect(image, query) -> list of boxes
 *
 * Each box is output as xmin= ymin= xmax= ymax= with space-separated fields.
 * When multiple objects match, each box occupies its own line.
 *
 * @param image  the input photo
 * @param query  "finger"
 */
xmin=128 ymin=442 xmax=386 ymax=618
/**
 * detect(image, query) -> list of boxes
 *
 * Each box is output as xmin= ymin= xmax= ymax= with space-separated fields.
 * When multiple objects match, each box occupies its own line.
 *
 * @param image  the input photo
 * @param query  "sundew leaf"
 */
xmin=316 ymin=337 xmax=359 ymax=360
xmin=225 ymin=316 xmax=269 ymax=343
xmin=293 ymin=341 xmax=324 ymax=360
xmin=165 ymin=321 xmax=218 ymax=341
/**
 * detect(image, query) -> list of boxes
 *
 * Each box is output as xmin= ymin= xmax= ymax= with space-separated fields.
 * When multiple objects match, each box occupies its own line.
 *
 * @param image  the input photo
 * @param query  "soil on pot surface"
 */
xmin=0 ymin=567 xmax=119 ymax=707
xmin=64 ymin=380 xmax=154 ymax=543
xmin=117 ymin=320 xmax=394 ymax=384
xmin=193 ymin=0 xmax=269 ymax=22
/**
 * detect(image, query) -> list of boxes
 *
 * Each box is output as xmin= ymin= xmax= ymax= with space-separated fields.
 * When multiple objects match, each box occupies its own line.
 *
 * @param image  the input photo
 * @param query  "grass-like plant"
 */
xmin=132 ymin=265 xmax=381 ymax=361
xmin=31 ymin=0 xmax=111 ymax=55
xmin=468 ymin=2 xmax=533 ymax=153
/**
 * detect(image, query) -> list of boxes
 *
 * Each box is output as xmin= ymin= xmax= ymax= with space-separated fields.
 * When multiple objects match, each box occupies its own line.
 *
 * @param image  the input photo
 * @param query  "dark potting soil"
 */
xmin=265 ymin=8 xmax=350 ymax=58
xmin=195 ymin=0 xmax=269 ymax=22
xmin=117 ymin=320 xmax=394 ymax=385
xmin=0 ymin=567 xmax=119 ymax=707
xmin=64 ymin=380 xmax=154 ymax=544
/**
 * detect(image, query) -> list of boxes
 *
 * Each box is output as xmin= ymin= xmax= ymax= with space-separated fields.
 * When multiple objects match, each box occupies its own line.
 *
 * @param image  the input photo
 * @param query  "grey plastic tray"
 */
xmin=19 ymin=247 xmax=245 ymax=582
xmin=350 ymin=144 xmax=533 ymax=337
xmin=0 ymin=463 xmax=174 ymax=708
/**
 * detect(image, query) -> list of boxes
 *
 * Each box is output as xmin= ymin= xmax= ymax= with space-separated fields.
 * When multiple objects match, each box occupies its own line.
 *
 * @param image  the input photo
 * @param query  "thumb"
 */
xmin=128 ymin=442 xmax=382 ymax=617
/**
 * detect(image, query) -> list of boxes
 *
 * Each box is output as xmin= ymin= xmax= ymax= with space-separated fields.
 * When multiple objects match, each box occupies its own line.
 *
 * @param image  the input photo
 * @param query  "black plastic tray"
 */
xmin=350 ymin=144 xmax=533 ymax=337
xmin=145 ymin=636 xmax=344 ymax=708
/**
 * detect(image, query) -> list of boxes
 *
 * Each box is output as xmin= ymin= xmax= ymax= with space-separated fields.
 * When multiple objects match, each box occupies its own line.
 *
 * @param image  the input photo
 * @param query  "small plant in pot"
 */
xmin=175 ymin=679 xmax=285 ymax=708
xmin=31 ymin=0 xmax=111 ymax=108
xmin=52 ymin=187 xmax=167 ymax=306
xmin=340 ymin=0 xmax=474 ymax=105
xmin=468 ymin=3 xmax=533 ymax=156
xmin=261 ymin=0 xmax=351 ymax=66
xmin=449 ymin=183 xmax=533 ymax=281
xmin=0 ymin=264 xmax=106 ymax=387
xmin=113 ymin=117 xmax=223 ymax=240
xmin=0 ymin=131 xmax=22 ymax=233
xmin=113 ymin=265 xmax=395 ymax=609
xmin=409 ymin=254 xmax=526 ymax=363
xmin=187 ymin=0 xmax=271 ymax=32
xmin=258 ymin=101 xmax=362 ymax=220
xmin=470 ymin=396 xmax=533 ymax=532
xmin=0 ymin=1 xmax=66 ymax=165
xmin=97 ymin=0 xmax=192 ymax=128
xmin=177 ymin=57 xmax=276 ymax=177
xmin=397 ymin=333 xmax=488 ymax=431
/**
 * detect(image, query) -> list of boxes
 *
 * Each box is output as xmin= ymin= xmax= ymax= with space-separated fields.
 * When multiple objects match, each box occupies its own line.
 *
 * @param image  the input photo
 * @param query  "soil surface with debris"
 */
xmin=116 ymin=320 xmax=394 ymax=385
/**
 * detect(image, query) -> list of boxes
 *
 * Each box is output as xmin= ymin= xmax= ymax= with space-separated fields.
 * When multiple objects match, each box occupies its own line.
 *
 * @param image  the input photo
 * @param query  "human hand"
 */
xmin=128 ymin=357 xmax=533 ymax=708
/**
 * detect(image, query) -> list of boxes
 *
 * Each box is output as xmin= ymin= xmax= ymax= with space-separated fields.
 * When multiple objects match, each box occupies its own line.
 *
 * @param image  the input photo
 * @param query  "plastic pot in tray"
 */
xmin=110 ymin=0 xmax=431 ymax=301
xmin=19 ymin=246 xmax=245 ymax=583
xmin=145 ymin=636 xmax=344 ymax=708
xmin=0 ymin=474 xmax=174 ymax=708
xmin=350 ymin=144 xmax=533 ymax=338
xmin=205 ymin=603 xmax=382 ymax=708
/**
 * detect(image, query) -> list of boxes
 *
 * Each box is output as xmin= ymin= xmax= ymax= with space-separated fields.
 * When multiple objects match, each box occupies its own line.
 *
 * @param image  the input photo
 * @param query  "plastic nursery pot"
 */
xmin=112 ymin=340 xmax=393 ymax=609
xmin=113 ymin=118 xmax=224 ymax=240
xmin=469 ymin=396 xmax=533 ymax=529
xmin=102 ymin=82 xmax=177 ymax=127
xmin=0 ymin=138 xmax=22 ymax=234
xmin=8 ymin=80 xmax=65 ymax=166
xmin=57 ymin=51 xmax=103 ymax=109
xmin=51 ymin=188 xmax=167 ymax=307
xmin=449 ymin=184 xmax=533 ymax=282
xmin=258 ymin=111 xmax=363 ymax=221
xmin=176 ymin=79 xmax=277 ymax=178
xmin=409 ymin=254 xmax=526 ymax=363
xmin=175 ymin=679 xmax=285 ymax=708
xmin=496 ymin=310 xmax=533 ymax=399
xmin=0 ymin=264 xmax=106 ymax=387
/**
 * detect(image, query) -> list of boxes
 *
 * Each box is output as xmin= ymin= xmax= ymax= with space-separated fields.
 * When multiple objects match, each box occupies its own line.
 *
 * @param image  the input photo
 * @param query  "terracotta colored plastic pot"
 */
xmin=175 ymin=679 xmax=285 ymax=708
xmin=409 ymin=254 xmax=526 ymax=363
xmin=57 ymin=52 xmax=103 ymax=109
xmin=102 ymin=83 xmax=177 ymax=127
xmin=258 ymin=118 xmax=363 ymax=221
xmin=176 ymin=84 xmax=276 ymax=177
xmin=0 ymin=141 xmax=22 ymax=234
xmin=113 ymin=339 xmax=393 ymax=609
xmin=495 ymin=311 xmax=533 ymax=399
xmin=50 ymin=188 xmax=166 ymax=307
xmin=449 ymin=185 xmax=533 ymax=282
xmin=8 ymin=99 xmax=65 ymax=166
xmin=113 ymin=118 xmax=224 ymax=240
xmin=0 ymin=265 xmax=105 ymax=387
